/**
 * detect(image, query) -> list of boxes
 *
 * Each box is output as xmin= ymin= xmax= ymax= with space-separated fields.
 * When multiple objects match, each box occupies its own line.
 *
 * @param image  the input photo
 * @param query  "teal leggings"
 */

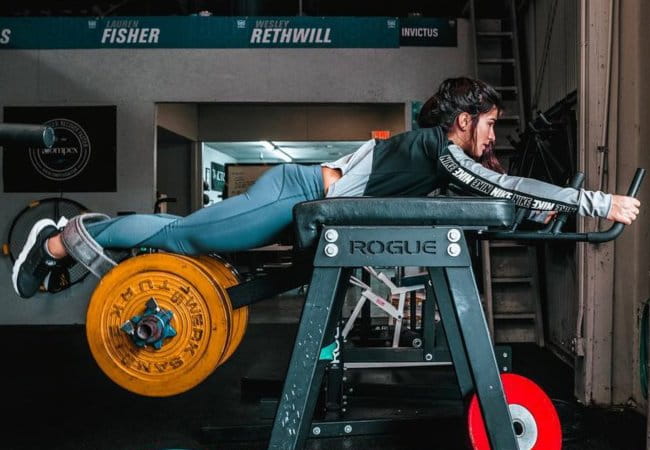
xmin=85 ymin=164 xmax=324 ymax=254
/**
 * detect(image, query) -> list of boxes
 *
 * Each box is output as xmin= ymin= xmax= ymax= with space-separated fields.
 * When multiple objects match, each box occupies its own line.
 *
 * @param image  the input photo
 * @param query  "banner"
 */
xmin=2 ymin=106 xmax=117 ymax=192
xmin=0 ymin=16 xmax=399 ymax=49
xmin=400 ymin=18 xmax=457 ymax=47
xmin=0 ymin=16 xmax=456 ymax=49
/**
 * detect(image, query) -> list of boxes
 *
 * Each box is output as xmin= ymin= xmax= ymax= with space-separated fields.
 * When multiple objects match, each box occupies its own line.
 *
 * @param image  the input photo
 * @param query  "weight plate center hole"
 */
xmin=513 ymin=419 xmax=525 ymax=436
xmin=137 ymin=323 xmax=153 ymax=340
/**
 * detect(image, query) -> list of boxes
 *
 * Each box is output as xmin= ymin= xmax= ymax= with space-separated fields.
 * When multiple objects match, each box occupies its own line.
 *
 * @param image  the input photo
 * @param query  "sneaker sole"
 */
xmin=11 ymin=218 xmax=57 ymax=298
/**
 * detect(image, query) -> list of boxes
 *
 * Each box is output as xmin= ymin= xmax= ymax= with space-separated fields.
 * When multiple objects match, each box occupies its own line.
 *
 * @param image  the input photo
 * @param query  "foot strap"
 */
xmin=60 ymin=213 xmax=117 ymax=278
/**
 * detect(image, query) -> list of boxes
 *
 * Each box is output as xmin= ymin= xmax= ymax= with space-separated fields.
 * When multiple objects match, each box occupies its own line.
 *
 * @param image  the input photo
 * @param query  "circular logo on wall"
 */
xmin=28 ymin=118 xmax=91 ymax=181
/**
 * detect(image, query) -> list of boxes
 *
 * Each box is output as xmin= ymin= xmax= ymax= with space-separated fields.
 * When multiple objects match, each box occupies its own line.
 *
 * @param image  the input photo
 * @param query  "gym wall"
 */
xmin=522 ymin=0 xmax=578 ymax=112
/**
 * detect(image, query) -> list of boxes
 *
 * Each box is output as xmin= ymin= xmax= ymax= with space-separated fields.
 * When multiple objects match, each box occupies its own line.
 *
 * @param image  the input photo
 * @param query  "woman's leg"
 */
xmin=86 ymin=164 xmax=324 ymax=254
xmin=13 ymin=164 xmax=323 ymax=298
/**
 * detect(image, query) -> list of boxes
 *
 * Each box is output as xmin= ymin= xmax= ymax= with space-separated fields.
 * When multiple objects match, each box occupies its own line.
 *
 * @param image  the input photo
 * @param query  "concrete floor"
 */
xmin=0 ymin=293 xmax=645 ymax=450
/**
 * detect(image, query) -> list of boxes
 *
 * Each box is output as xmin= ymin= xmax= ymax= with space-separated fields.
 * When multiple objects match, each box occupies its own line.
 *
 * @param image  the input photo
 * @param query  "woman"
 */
xmin=12 ymin=77 xmax=641 ymax=298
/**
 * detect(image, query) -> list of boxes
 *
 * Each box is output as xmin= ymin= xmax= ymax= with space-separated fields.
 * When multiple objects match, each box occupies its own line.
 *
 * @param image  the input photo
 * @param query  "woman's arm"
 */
xmin=439 ymin=144 xmax=640 ymax=222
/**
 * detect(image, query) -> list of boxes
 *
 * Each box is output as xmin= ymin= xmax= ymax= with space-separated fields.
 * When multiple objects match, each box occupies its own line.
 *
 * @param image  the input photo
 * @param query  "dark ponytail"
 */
xmin=418 ymin=77 xmax=505 ymax=173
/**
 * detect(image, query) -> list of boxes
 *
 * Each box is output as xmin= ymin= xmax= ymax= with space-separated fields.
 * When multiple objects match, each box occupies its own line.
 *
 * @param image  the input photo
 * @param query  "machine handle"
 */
xmin=585 ymin=167 xmax=645 ymax=242
xmin=0 ymin=123 xmax=55 ymax=148
xmin=540 ymin=171 xmax=585 ymax=234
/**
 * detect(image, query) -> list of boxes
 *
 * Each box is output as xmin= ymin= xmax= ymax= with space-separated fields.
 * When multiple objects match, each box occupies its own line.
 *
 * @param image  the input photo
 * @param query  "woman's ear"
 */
xmin=456 ymin=112 xmax=472 ymax=131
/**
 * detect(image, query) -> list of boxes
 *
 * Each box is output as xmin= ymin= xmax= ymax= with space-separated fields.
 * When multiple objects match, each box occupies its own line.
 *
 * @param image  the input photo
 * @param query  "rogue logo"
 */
xmin=29 ymin=118 xmax=91 ymax=181
xmin=349 ymin=240 xmax=437 ymax=255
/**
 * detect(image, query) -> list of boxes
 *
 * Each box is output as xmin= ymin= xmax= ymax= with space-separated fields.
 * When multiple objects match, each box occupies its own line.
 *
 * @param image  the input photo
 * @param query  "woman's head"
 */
xmin=418 ymin=77 xmax=504 ymax=172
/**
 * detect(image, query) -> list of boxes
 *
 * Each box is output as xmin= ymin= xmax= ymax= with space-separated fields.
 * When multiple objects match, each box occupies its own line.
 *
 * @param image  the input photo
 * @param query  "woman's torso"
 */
xmin=321 ymin=126 xmax=450 ymax=198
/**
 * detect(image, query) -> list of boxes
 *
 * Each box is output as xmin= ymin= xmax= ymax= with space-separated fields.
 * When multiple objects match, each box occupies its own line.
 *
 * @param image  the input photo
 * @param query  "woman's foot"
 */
xmin=12 ymin=218 xmax=61 ymax=298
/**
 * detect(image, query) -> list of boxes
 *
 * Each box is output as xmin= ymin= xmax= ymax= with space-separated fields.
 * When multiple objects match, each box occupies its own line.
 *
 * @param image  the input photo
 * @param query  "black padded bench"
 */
xmin=293 ymin=197 xmax=515 ymax=249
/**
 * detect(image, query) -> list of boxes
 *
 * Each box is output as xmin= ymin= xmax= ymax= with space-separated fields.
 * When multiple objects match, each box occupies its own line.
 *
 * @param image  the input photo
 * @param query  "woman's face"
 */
xmin=471 ymin=106 xmax=499 ymax=158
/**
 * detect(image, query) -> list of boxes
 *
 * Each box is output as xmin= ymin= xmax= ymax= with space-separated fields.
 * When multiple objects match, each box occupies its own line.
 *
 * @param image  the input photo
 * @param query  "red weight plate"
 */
xmin=467 ymin=373 xmax=562 ymax=450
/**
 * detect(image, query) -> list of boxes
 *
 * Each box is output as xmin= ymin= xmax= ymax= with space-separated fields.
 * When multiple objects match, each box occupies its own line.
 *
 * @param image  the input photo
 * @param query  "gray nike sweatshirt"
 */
xmin=322 ymin=126 xmax=611 ymax=218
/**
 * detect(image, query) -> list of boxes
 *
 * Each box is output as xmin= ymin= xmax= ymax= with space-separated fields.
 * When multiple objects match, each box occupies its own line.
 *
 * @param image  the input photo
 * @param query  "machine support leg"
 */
xmin=422 ymin=282 xmax=437 ymax=360
xmin=428 ymin=268 xmax=473 ymax=397
xmin=430 ymin=267 xmax=519 ymax=450
xmin=268 ymin=267 xmax=350 ymax=450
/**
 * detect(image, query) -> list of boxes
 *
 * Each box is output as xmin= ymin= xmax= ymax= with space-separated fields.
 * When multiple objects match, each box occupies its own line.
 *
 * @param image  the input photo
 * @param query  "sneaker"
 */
xmin=12 ymin=218 xmax=60 ymax=298
xmin=44 ymin=263 xmax=71 ymax=293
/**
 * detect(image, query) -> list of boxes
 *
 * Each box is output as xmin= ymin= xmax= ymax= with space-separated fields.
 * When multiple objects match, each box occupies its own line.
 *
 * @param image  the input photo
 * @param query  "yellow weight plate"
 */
xmin=173 ymin=254 xmax=237 ymax=365
xmin=86 ymin=253 xmax=231 ymax=397
xmin=169 ymin=254 xmax=246 ymax=366
xmin=196 ymin=255 xmax=249 ymax=364
xmin=221 ymin=304 xmax=249 ymax=363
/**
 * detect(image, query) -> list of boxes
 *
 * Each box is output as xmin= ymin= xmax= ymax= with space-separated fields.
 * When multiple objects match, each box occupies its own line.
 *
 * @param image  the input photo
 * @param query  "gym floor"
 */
xmin=0 ymin=293 xmax=645 ymax=450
